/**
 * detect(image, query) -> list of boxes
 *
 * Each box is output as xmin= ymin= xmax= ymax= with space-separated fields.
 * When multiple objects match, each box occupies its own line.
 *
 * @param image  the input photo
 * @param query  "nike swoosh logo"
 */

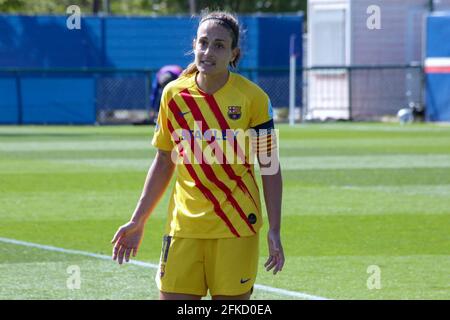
xmin=240 ymin=278 xmax=251 ymax=284
xmin=179 ymin=111 xmax=191 ymax=117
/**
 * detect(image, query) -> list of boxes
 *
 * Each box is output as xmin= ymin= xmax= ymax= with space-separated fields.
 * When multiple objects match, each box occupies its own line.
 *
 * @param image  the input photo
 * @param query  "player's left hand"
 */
xmin=265 ymin=229 xmax=285 ymax=275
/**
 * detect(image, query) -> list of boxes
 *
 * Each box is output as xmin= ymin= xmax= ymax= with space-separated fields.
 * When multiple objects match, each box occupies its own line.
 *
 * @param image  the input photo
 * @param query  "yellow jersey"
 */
xmin=152 ymin=71 xmax=274 ymax=239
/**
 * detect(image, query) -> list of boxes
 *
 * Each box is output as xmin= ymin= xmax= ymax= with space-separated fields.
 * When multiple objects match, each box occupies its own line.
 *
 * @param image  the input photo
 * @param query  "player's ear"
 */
xmin=231 ymin=47 xmax=240 ymax=66
xmin=192 ymin=38 xmax=196 ymax=50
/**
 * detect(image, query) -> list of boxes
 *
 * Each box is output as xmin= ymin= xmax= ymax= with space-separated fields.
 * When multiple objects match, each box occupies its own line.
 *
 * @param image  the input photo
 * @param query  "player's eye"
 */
xmin=215 ymin=43 xmax=224 ymax=49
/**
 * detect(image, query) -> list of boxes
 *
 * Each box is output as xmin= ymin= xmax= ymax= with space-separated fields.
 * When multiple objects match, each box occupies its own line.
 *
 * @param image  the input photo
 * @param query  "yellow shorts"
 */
xmin=155 ymin=233 xmax=259 ymax=297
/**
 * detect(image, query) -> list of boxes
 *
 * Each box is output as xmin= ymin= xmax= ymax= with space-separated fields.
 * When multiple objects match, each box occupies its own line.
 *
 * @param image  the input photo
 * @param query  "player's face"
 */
xmin=194 ymin=21 xmax=237 ymax=76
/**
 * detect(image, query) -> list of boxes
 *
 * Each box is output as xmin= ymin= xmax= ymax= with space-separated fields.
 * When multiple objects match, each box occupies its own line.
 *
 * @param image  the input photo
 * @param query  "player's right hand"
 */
xmin=111 ymin=221 xmax=144 ymax=265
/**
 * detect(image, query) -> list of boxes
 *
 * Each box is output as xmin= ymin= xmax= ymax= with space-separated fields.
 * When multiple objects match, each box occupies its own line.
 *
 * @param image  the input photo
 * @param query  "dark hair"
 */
xmin=181 ymin=10 xmax=241 ymax=76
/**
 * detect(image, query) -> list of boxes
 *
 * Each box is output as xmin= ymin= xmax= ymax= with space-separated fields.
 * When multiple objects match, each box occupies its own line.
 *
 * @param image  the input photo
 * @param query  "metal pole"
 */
xmin=15 ymin=71 xmax=23 ymax=125
xmin=145 ymin=71 xmax=151 ymax=115
xmin=103 ymin=0 xmax=110 ymax=15
xmin=348 ymin=66 xmax=353 ymax=121
xmin=189 ymin=0 xmax=197 ymax=15
xmin=289 ymin=34 xmax=296 ymax=126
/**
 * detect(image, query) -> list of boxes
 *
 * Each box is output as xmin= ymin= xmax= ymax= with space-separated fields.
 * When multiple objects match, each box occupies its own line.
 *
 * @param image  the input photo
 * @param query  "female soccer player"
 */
xmin=111 ymin=10 xmax=284 ymax=300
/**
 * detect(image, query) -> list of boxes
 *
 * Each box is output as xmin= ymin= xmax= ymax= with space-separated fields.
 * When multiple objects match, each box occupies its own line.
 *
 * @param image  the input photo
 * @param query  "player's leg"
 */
xmin=155 ymin=235 xmax=207 ymax=299
xmin=206 ymin=234 xmax=259 ymax=300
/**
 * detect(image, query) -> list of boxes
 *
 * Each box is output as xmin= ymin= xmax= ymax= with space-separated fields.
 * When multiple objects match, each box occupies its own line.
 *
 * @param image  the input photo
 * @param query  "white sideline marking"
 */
xmin=0 ymin=237 xmax=329 ymax=300
xmin=253 ymin=284 xmax=328 ymax=300
xmin=0 ymin=237 xmax=158 ymax=268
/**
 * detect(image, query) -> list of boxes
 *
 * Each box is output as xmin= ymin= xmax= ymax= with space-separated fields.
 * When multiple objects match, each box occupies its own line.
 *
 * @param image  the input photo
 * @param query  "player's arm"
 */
xmin=249 ymin=91 xmax=284 ymax=275
xmin=111 ymin=149 xmax=175 ymax=264
xmin=130 ymin=149 xmax=175 ymax=226
xmin=254 ymin=128 xmax=285 ymax=275
xmin=134 ymin=85 xmax=176 ymax=225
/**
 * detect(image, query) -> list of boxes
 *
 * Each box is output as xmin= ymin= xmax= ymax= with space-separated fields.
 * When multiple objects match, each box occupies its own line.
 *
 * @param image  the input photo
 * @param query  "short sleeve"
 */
xmin=249 ymin=90 xmax=277 ymax=157
xmin=249 ymin=91 xmax=274 ymax=129
xmin=151 ymin=88 xmax=174 ymax=151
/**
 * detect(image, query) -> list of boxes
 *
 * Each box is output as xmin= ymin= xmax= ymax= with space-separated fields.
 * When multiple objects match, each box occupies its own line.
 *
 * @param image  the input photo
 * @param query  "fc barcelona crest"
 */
xmin=227 ymin=106 xmax=242 ymax=120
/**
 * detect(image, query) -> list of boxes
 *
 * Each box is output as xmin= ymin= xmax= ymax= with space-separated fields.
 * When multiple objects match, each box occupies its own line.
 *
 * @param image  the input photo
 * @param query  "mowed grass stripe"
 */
xmin=2 ymin=183 xmax=450 ymax=223
xmin=49 ymin=154 xmax=450 ymax=170
xmin=1 ymin=214 xmax=448 ymax=259
xmin=3 ymin=154 xmax=450 ymax=173
xmin=282 ymin=186 xmax=450 ymax=216
xmin=2 ymin=136 xmax=449 ymax=151
xmin=0 ymin=140 xmax=152 ymax=151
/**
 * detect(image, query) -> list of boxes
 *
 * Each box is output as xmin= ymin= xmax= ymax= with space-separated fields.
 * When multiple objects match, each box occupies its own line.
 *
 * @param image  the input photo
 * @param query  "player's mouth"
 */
xmin=201 ymin=60 xmax=216 ymax=66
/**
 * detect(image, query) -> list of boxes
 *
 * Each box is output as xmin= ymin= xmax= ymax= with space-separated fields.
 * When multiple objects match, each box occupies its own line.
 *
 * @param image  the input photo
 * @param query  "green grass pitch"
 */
xmin=0 ymin=123 xmax=449 ymax=299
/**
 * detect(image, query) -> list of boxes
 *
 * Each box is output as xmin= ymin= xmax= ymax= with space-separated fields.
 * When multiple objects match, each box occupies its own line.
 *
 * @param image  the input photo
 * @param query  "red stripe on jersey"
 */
xmin=167 ymin=119 xmax=240 ymax=238
xmin=199 ymin=91 xmax=259 ymax=203
xmin=199 ymin=92 xmax=250 ymax=167
xmin=180 ymin=90 xmax=257 ymax=233
xmin=180 ymin=89 xmax=258 ymax=209
xmin=169 ymin=97 xmax=256 ymax=234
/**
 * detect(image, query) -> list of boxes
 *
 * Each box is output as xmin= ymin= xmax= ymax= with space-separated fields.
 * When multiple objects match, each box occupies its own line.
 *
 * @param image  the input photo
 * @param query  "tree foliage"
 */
xmin=0 ymin=0 xmax=307 ymax=15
